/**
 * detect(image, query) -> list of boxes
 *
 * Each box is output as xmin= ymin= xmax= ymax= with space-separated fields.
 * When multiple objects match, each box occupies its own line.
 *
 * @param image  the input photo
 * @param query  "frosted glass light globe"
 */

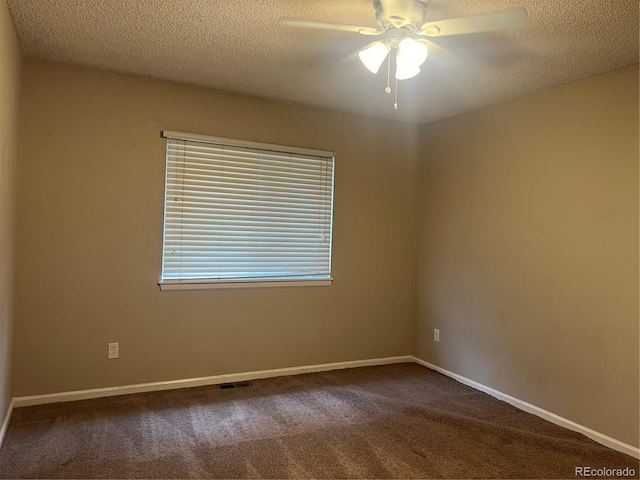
xmin=358 ymin=41 xmax=391 ymax=74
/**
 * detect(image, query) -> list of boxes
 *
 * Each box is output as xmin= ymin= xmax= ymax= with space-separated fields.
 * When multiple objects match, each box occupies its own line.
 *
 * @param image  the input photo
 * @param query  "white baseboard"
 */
xmin=12 ymin=355 xmax=413 ymax=408
xmin=0 ymin=399 xmax=14 ymax=449
xmin=411 ymin=356 xmax=640 ymax=460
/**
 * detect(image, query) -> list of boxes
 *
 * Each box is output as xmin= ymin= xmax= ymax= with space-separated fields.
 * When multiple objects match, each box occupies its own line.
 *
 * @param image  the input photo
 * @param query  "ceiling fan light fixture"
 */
xmin=279 ymin=1 xmax=528 ymax=110
xmin=398 ymin=37 xmax=428 ymax=67
xmin=358 ymin=41 xmax=391 ymax=74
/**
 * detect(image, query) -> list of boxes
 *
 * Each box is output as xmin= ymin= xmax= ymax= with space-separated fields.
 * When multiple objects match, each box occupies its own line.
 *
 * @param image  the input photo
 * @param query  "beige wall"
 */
xmin=0 ymin=0 xmax=21 ymax=426
xmin=13 ymin=60 xmax=418 ymax=396
xmin=417 ymin=67 xmax=639 ymax=447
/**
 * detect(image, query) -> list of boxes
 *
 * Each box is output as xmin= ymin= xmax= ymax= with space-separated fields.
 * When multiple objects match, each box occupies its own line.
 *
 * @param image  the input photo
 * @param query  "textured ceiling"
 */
xmin=7 ymin=0 xmax=639 ymax=123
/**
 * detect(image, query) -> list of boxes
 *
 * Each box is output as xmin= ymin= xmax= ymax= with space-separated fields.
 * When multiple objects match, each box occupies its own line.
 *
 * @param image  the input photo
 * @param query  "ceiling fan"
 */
xmin=280 ymin=0 xmax=528 ymax=109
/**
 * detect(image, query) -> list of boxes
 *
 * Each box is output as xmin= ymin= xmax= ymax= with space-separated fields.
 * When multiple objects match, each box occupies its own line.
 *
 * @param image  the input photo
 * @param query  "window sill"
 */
xmin=159 ymin=278 xmax=333 ymax=291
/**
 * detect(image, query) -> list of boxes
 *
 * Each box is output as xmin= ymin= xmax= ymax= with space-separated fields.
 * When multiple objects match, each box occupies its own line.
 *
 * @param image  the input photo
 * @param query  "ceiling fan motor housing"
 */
xmin=374 ymin=0 xmax=429 ymax=31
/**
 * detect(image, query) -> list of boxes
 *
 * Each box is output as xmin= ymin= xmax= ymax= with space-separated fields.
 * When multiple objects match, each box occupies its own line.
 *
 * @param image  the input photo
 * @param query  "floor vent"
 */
xmin=218 ymin=382 xmax=251 ymax=390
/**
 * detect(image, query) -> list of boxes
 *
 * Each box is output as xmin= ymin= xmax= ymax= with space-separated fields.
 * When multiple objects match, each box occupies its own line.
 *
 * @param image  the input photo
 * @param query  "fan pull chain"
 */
xmin=394 ymin=77 xmax=398 ymax=110
xmin=385 ymin=54 xmax=391 ymax=94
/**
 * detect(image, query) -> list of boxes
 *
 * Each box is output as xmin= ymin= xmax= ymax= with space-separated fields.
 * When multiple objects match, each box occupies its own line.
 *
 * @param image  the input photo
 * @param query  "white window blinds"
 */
xmin=160 ymin=131 xmax=334 ymax=288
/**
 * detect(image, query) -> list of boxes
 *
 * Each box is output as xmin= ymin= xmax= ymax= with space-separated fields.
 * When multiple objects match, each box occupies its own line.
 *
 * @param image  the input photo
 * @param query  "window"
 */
xmin=159 ymin=131 xmax=335 ymax=290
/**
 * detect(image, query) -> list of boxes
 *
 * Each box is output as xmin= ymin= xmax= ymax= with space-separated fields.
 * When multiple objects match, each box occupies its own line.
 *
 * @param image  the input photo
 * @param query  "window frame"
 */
xmin=158 ymin=131 xmax=335 ymax=291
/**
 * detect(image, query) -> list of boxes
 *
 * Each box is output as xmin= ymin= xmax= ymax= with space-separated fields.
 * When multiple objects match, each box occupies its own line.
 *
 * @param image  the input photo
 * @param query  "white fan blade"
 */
xmin=279 ymin=19 xmax=383 ymax=36
xmin=418 ymin=7 xmax=528 ymax=36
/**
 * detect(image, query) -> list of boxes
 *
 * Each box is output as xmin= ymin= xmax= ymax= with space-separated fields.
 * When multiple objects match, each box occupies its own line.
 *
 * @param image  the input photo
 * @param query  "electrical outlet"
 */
xmin=434 ymin=329 xmax=440 ymax=342
xmin=108 ymin=342 xmax=119 ymax=359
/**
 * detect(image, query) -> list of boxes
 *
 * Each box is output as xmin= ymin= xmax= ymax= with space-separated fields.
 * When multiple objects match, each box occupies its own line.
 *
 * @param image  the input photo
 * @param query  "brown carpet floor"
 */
xmin=0 ymin=363 xmax=637 ymax=479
